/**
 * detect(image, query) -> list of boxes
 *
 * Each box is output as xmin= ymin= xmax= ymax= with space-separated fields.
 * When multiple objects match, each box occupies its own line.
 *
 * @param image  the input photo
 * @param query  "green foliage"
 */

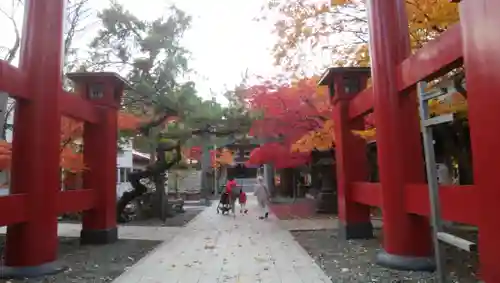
xmin=160 ymin=89 xmax=254 ymax=147
xmin=83 ymin=2 xmax=254 ymax=151
xmin=84 ymin=2 xmax=194 ymax=116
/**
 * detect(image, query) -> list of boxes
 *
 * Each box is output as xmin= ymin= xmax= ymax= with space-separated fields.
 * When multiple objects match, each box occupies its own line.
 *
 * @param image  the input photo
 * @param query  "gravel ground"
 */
xmin=120 ymin=207 xmax=204 ymax=227
xmin=0 ymin=208 xmax=203 ymax=282
xmin=291 ymin=228 xmax=478 ymax=282
xmin=61 ymin=206 xmax=204 ymax=228
xmin=0 ymin=236 xmax=161 ymax=283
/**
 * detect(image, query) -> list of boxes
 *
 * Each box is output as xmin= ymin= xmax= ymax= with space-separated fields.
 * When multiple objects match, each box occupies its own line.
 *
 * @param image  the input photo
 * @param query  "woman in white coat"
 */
xmin=254 ymin=176 xmax=270 ymax=219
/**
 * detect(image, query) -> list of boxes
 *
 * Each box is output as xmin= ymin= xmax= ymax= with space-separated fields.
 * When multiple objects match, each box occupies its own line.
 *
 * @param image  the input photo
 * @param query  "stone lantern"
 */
xmin=314 ymin=67 xmax=371 ymax=215
xmin=66 ymin=72 xmax=131 ymax=245
xmin=312 ymin=149 xmax=337 ymax=213
xmin=67 ymin=72 xmax=132 ymax=109
xmin=318 ymin=67 xmax=371 ymax=99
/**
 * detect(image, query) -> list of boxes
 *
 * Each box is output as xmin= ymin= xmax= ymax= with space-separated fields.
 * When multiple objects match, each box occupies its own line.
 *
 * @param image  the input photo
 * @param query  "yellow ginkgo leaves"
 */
xmin=428 ymin=92 xmax=467 ymax=116
xmin=267 ymin=0 xmax=461 ymax=73
xmin=331 ymin=0 xmax=459 ymax=47
xmin=331 ymin=0 xmax=351 ymax=5
xmin=352 ymin=92 xmax=468 ymax=142
xmin=212 ymin=148 xmax=234 ymax=168
xmin=292 ymin=119 xmax=335 ymax=153
xmin=352 ymin=128 xmax=376 ymax=141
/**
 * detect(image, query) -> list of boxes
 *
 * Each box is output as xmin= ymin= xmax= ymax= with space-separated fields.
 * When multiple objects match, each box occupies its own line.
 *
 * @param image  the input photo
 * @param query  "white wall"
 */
xmin=117 ymin=139 xmax=134 ymax=168
xmin=116 ymin=139 xmax=136 ymax=199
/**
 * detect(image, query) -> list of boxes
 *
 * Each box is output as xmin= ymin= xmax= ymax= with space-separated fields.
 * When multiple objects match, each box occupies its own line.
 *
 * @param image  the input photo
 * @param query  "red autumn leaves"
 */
xmin=244 ymin=78 xmax=328 ymax=169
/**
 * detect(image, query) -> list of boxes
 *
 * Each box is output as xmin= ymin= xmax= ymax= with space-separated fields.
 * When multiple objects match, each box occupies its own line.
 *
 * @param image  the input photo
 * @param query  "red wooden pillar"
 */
xmin=320 ymin=67 xmax=373 ymax=239
xmin=67 ymin=72 xmax=128 ymax=244
xmin=460 ymin=1 xmax=500 ymax=281
xmin=367 ymin=0 xmax=433 ymax=270
xmin=3 ymin=0 xmax=65 ymax=277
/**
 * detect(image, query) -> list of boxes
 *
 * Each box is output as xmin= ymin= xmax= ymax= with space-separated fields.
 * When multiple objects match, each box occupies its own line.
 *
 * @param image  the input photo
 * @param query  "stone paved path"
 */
xmin=113 ymin=195 xmax=333 ymax=283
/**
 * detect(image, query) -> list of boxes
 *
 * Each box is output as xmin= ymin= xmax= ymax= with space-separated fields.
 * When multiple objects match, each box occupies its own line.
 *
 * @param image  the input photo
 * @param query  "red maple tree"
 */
xmin=244 ymin=78 xmax=329 ymax=168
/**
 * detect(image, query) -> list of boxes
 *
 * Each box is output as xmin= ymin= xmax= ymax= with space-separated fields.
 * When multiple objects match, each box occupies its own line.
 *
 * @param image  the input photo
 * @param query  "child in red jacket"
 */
xmin=238 ymin=190 xmax=248 ymax=214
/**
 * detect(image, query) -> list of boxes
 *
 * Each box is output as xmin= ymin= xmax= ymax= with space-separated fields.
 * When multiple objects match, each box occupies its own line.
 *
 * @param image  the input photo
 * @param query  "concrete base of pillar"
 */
xmin=375 ymin=250 xmax=435 ymax=272
xmin=338 ymin=222 xmax=374 ymax=240
xmin=80 ymin=227 xmax=118 ymax=245
xmin=316 ymin=190 xmax=337 ymax=213
xmin=0 ymin=261 xmax=67 ymax=279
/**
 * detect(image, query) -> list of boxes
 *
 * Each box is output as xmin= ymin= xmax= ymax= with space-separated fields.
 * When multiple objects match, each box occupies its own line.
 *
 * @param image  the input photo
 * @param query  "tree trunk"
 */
xmin=173 ymin=172 xmax=180 ymax=198
xmin=310 ymin=166 xmax=321 ymax=196
xmin=263 ymin=164 xmax=275 ymax=196
xmin=117 ymin=169 xmax=151 ymax=223
xmin=200 ymin=134 xmax=212 ymax=204
xmin=454 ymin=121 xmax=473 ymax=184
xmin=367 ymin=143 xmax=379 ymax=182
xmin=153 ymin=172 xmax=172 ymax=221
xmin=116 ymin=141 xmax=180 ymax=222
xmin=279 ymin=168 xmax=295 ymax=197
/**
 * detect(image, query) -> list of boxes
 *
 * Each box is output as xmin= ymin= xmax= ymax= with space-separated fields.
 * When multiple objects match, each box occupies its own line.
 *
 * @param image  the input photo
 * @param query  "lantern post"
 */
xmin=67 ymin=72 xmax=130 ymax=245
xmin=320 ymin=67 xmax=374 ymax=239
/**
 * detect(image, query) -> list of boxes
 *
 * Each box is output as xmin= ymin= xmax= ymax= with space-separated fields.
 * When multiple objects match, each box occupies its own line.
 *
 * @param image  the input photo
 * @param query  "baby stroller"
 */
xmin=216 ymin=191 xmax=234 ymax=215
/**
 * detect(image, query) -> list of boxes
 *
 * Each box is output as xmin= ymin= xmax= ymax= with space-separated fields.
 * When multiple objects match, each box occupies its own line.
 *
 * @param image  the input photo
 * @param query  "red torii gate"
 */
xmin=324 ymin=0 xmax=500 ymax=282
xmin=0 ymin=0 xmax=124 ymax=277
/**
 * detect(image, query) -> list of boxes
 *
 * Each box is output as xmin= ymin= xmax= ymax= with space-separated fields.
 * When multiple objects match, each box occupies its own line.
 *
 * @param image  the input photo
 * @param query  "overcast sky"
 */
xmin=0 ymin=0 xmax=282 ymax=103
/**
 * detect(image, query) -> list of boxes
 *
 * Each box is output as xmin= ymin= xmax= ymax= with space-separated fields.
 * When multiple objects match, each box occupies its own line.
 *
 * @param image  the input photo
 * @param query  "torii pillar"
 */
xmin=460 ymin=0 xmax=500 ymax=281
xmin=67 ymin=72 xmax=130 ymax=245
xmin=4 ymin=0 xmax=65 ymax=277
xmin=367 ymin=0 xmax=433 ymax=271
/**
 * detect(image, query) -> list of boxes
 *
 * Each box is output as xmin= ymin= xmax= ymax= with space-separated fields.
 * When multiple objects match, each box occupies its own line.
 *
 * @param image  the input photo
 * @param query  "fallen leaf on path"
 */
xmin=254 ymin=257 xmax=267 ymax=263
